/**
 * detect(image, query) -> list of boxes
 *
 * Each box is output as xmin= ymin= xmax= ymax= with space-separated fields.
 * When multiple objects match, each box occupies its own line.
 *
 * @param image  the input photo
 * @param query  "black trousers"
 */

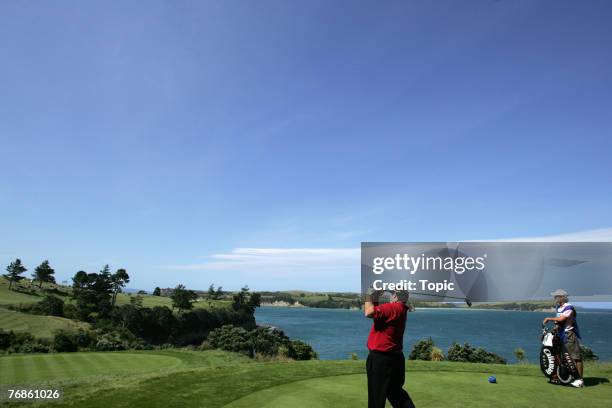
xmin=366 ymin=350 xmax=416 ymax=408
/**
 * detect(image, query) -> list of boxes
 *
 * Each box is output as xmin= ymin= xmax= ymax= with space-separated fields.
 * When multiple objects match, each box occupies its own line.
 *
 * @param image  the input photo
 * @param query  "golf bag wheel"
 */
xmin=556 ymin=364 xmax=574 ymax=384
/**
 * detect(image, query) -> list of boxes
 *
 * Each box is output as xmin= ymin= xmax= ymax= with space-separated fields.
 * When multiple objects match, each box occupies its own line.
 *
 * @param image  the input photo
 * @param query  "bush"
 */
xmin=0 ymin=329 xmax=52 ymax=354
xmin=514 ymin=348 xmax=526 ymax=363
xmin=290 ymin=340 xmax=317 ymax=360
xmin=19 ymin=339 xmax=51 ymax=354
xmin=409 ymin=338 xmax=435 ymax=361
xmin=52 ymin=330 xmax=78 ymax=352
xmin=447 ymin=342 xmax=506 ymax=364
xmin=277 ymin=345 xmax=291 ymax=359
xmin=207 ymin=325 xmax=252 ymax=355
xmin=207 ymin=325 xmax=317 ymax=360
xmin=63 ymin=304 xmax=80 ymax=320
xmin=95 ymin=332 xmax=127 ymax=351
xmin=199 ymin=341 xmax=214 ymax=351
xmin=0 ymin=329 xmax=13 ymax=350
xmin=580 ymin=345 xmax=599 ymax=361
xmin=7 ymin=303 xmax=35 ymax=314
xmin=249 ymin=327 xmax=291 ymax=357
xmin=33 ymin=295 xmax=64 ymax=316
xmin=431 ymin=346 xmax=445 ymax=361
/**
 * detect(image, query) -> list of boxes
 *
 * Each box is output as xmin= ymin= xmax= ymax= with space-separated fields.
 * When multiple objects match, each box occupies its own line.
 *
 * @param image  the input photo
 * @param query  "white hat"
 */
xmin=550 ymin=289 xmax=568 ymax=297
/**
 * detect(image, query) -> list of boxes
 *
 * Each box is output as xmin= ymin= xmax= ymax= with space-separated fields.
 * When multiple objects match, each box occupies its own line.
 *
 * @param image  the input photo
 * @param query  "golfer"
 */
xmin=364 ymin=289 xmax=416 ymax=408
xmin=543 ymin=289 xmax=584 ymax=388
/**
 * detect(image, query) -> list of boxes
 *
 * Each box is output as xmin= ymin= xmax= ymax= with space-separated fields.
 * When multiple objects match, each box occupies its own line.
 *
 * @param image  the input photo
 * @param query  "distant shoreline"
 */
xmin=258 ymin=303 xmax=612 ymax=313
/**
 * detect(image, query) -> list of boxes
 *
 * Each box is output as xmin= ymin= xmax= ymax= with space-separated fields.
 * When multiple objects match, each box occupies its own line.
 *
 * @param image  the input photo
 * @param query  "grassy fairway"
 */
xmin=0 ymin=279 xmax=44 ymax=305
xmin=0 ymin=351 xmax=610 ymax=407
xmin=227 ymin=369 xmax=612 ymax=408
xmin=0 ymin=352 xmax=182 ymax=384
xmin=0 ymin=309 xmax=89 ymax=339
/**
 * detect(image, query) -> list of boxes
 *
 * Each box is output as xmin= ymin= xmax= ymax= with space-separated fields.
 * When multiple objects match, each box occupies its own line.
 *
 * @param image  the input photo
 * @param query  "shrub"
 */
xmin=199 ymin=341 xmax=214 ymax=351
xmin=580 ymin=345 xmax=599 ymax=361
xmin=33 ymin=295 xmax=64 ymax=316
xmin=207 ymin=325 xmax=317 ymax=360
xmin=0 ymin=329 xmax=51 ymax=354
xmin=207 ymin=325 xmax=252 ymax=355
xmin=250 ymin=327 xmax=291 ymax=357
xmin=95 ymin=332 xmax=127 ymax=351
xmin=7 ymin=303 xmax=35 ymax=314
xmin=19 ymin=339 xmax=51 ymax=353
xmin=63 ymin=304 xmax=80 ymax=320
xmin=0 ymin=329 xmax=13 ymax=350
xmin=447 ymin=342 xmax=506 ymax=364
xmin=431 ymin=346 xmax=445 ymax=361
xmin=52 ymin=330 xmax=78 ymax=352
xmin=277 ymin=345 xmax=291 ymax=358
xmin=290 ymin=340 xmax=317 ymax=360
xmin=471 ymin=347 xmax=506 ymax=364
xmin=409 ymin=338 xmax=435 ymax=361
xmin=514 ymin=348 xmax=526 ymax=363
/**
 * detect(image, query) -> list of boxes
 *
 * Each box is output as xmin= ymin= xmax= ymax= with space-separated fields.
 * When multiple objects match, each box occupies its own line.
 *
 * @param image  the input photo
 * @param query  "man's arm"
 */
xmin=364 ymin=290 xmax=383 ymax=318
xmin=543 ymin=315 xmax=568 ymax=324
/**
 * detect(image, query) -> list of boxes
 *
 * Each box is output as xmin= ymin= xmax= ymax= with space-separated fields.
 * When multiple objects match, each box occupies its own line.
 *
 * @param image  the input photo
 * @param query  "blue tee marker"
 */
xmin=488 ymin=376 xmax=497 ymax=384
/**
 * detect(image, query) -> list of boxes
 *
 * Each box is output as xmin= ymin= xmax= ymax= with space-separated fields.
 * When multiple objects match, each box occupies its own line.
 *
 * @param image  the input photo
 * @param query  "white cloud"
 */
xmin=161 ymin=247 xmax=360 ymax=276
xmin=489 ymin=227 xmax=612 ymax=242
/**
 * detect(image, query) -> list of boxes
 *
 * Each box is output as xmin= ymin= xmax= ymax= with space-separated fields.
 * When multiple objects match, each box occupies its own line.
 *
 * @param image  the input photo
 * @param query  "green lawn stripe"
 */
xmin=92 ymin=352 xmax=122 ymax=372
xmin=0 ymin=356 xmax=17 ymax=385
xmin=30 ymin=354 xmax=53 ymax=381
xmin=84 ymin=352 xmax=109 ymax=374
xmin=54 ymin=353 xmax=79 ymax=378
xmin=10 ymin=356 xmax=28 ymax=384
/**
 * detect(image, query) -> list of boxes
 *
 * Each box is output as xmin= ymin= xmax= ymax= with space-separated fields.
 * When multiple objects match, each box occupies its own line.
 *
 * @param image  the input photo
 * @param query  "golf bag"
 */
xmin=539 ymin=324 xmax=579 ymax=384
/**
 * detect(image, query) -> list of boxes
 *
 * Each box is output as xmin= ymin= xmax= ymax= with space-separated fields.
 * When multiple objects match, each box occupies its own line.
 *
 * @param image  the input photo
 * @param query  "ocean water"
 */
xmin=255 ymin=306 xmax=612 ymax=362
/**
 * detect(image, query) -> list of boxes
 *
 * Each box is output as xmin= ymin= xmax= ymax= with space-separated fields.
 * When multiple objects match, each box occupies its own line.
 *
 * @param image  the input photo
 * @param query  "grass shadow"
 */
xmin=584 ymin=377 xmax=610 ymax=387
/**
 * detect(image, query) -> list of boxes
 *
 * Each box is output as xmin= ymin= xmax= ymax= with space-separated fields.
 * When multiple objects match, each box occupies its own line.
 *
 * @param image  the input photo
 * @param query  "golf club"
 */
xmin=409 ymin=291 xmax=472 ymax=307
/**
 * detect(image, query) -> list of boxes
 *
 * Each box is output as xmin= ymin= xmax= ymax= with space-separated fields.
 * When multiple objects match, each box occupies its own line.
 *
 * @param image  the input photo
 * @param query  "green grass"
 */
xmin=0 ymin=277 xmax=229 ymax=311
xmin=227 ymin=369 xmax=612 ymax=408
xmin=0 ymin=352 xmax=182 ymax=384
xmin=0 ymin=279 xmax=47 ymax=305
xmin=0 ymin=308 xmax=89 ymax=339
xmin=114 ymin=292 xmax=232 ymax=309
xmin=0 ymin=351 xmax=609 ymax=407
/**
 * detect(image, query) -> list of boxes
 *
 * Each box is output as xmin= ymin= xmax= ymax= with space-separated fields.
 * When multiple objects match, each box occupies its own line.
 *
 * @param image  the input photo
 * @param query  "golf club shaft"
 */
xmin=409 ymin=291 xmax=466 ymax=301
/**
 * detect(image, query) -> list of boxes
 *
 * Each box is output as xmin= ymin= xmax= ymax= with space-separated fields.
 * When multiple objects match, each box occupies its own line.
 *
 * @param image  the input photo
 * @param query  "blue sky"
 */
xmin=1 ymin=1 xmax=611 ymax=292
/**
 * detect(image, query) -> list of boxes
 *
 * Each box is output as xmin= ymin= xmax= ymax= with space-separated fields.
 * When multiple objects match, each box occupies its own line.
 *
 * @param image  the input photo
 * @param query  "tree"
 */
xmin=216 ymin=286 xmax=223 ymax=299
xmin=208 ymin=284 xmax=216 ymax=299
xmin=232 ymin=286 xmax=261 ymax=314
xmin=171 ymin=284 xmax=198 ymax=313
xmin=110 ymin=268 xmax=130 ymax=306
xmin=3 ymin=258 xmax=27 ymax=290
xmin=32 ymin=260 xmax=56 ymax=288
xmin=153 ymin=287 xmax=161 ymax=296
xmin=33 ymin=295 xmax=65 ymax=316
xmin=71 ymin=268 xmax=113 ymax=321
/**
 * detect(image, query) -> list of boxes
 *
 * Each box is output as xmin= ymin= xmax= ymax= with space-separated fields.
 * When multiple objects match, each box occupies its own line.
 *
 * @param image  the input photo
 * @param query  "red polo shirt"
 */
xmin=367 ymin=301 xmax=408 ymax=352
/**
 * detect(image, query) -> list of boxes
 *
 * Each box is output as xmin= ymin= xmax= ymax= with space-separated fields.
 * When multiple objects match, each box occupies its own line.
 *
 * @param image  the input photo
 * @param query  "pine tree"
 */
xmin=3 ymin=258 xmax=27 ymax=290
xmin=32 ymin=260 xmax=56 ymax=288
xmin=110 ymin=268 xmax=130 ymax=306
